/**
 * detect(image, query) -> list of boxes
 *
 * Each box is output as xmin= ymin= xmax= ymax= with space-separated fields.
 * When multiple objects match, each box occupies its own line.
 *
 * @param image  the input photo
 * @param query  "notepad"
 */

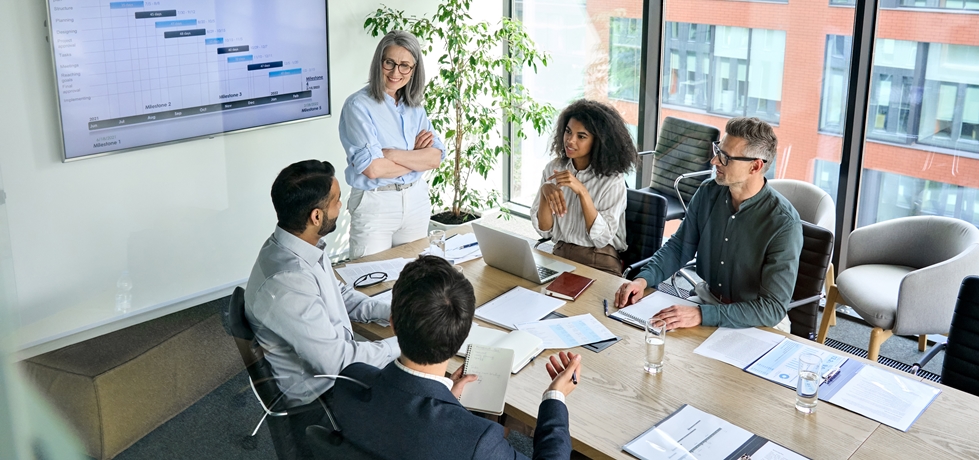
xmin=459 ymin=344 xmax=514 ymax=415
xmin=457 ymin=324 xmax=544 ymax=373
xmin=474 ymin=286 xmax=566 ymax=330
xmin=609 ymin=290 xmax=698 ymax=329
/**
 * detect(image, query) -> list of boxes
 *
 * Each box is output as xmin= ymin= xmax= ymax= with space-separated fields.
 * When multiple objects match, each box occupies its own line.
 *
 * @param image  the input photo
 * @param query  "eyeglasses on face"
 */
xmin=381 ymin=58 xmax=415 ymax=75
xmin=711 ymin=141 xmax=768 ymax=166
xmin=354 ymin=271 xmax=388 ymax=288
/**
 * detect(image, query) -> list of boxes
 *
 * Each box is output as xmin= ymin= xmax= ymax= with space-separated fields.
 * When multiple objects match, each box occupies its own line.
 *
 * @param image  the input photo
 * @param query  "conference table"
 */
xmin=345 ymin=225 xmax=979 ymax=459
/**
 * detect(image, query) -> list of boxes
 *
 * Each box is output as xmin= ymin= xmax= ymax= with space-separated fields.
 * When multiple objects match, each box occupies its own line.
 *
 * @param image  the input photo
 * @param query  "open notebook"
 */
xmin=610 ymin=290 xmax=698 ymax=329
xmin=458 ymin=344 xmax=514 ymax=415
xmin=458 ymin=323 xmax=544 ymax=373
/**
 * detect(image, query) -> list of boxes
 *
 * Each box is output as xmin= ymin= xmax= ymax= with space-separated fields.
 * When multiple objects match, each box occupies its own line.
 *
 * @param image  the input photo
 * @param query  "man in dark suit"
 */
xmin=328 ymin=255 xmax=581 ymax=459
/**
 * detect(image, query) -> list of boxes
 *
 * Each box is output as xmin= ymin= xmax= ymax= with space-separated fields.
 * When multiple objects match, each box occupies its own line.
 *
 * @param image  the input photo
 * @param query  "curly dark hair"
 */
xmin=549 ymin=99 xmax=639 ymax=176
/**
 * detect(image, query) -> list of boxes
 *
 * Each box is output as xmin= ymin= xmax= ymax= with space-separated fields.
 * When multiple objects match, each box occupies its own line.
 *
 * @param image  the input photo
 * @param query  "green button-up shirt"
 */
xmin=636 ymin=179 xmax=803 ymax=328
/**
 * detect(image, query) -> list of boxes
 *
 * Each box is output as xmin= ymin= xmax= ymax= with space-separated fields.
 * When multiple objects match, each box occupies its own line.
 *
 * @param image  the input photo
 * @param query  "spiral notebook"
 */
xmin=459 ymin=344 xmax=514 ymax=415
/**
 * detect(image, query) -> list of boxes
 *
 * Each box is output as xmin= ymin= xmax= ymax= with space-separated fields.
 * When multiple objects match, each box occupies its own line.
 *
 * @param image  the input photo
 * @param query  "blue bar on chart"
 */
xmin=228 ymin=55 xmax=253 ymax=63
xmin=269 ymin=69 xmax=302 ymax=77
xmin=205 ymin=38 xmax=225 ymax=45
xmin=217 ymin=46 xmax=249 ymax=54
xmin=247 ymin=61 xmax=283 ymax=71
xmin=156 ymin=19 xmax=198 ymax=28
xmin=110 ymin=2 xmax=144 ymax=8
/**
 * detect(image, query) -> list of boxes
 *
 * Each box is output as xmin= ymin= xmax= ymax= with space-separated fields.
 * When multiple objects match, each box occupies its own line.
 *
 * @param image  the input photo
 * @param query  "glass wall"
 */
xmin=509 ymin=0 xmax=642 ymax=208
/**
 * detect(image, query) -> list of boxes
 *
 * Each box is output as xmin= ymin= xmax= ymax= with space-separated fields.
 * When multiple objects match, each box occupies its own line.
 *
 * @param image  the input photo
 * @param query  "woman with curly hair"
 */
xmin=531 ymin=99 xmax=639 ymax=275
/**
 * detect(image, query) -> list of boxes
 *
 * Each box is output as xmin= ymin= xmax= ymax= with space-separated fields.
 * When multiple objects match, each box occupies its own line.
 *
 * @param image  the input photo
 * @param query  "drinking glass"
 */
xmin=644 ymin=318 xmax=667 ymax=374
xmin=428 ymin=229 xmax=446 ymax=258
xmin=796 ymin=352 xmax=822 ymax=414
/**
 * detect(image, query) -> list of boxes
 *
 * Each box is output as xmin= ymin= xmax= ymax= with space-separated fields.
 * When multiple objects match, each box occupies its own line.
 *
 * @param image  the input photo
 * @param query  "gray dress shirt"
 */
xmin=636 ymin=179 xmax=803 ymax=328
xmin=244 ymin=227 xmax=398 ymax=407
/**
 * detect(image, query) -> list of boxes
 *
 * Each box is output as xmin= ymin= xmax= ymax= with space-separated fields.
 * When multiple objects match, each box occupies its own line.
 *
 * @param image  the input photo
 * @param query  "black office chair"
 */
xmin=641 ymin=116 xmax=720 ymax=221
xmin=786 ymin=222 xmax=834 ymax=340
xmin=669 ymin=221 xmax=833 ymax=339
xmin=306 ymin=425 xmax=377 ymax=460
xmin=910 ymin=276 xmax=979 ymax=397
xmin=222 ymin=286 xmax=322 ymax=460
xmin=621 ymin=187 xmax=668 ymax=279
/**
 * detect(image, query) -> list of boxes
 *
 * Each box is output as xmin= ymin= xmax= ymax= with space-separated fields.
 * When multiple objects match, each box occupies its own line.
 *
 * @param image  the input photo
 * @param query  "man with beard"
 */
xmin=615 ymin=117 xmax=802 ymax=333
xmin=244 ymin=160 xmax=398 ymax=455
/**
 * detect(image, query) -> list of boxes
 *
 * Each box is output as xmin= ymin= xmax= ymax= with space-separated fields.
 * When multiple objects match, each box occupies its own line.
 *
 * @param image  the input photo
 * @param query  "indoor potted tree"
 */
xmin=364 ymin=0 xmax=555 ymax=226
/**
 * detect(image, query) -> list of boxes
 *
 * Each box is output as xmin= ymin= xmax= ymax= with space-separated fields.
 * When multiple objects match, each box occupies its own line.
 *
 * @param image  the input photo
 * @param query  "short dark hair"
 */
xmin=391 ymin=255 xmax=475 ymax=365
xmin=270 ymin=160 xmax=335 ymax=234
xmin=549 ymin=99 xmax=639 ymax=176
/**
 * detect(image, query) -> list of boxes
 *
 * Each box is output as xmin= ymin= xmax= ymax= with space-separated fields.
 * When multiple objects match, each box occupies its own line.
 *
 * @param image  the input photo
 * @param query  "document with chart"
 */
xmin=624 ymin=404 xmax=808 ymax=460
xmin=46 ymin=0 xmax=331 ymax=159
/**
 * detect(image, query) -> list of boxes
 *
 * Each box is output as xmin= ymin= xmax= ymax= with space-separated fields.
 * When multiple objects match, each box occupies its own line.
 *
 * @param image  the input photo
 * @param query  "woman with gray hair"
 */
xmin=339 ymin=30 xmax=445 ymax=259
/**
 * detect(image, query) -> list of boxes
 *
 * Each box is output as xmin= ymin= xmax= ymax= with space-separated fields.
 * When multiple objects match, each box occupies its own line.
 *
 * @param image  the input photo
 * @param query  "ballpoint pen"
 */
xmin=456 ymin=242 xmax=478 ymax=250
xmin=603 ymin=299 xmax=609 ymax=317
xmin=571 ymin=370 xmax=578 ymax=385
xmin=822 ymin=368 xmax=840 ymax=385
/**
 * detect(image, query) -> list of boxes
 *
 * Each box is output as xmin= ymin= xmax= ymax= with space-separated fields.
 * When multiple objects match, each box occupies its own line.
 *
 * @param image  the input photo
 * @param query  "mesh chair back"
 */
xmin=223 ymin=286 xmax=304 ymax=460
xmin=649 ymin=117 xmax=719 ymax=205
xmin=622 ymin=187 xmax=668 ymax=277
xmin=788 ymin=222 xmax=834 ymax=339
xmin=941 ymin=276 xmax=979 ymax=397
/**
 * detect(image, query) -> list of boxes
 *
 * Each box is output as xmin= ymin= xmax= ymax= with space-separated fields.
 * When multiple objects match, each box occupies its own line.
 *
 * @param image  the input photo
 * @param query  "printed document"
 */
xmin=824 ymin=365 xmax=940 ymax=432
xmin=334 ymin=258 xmax=412 ymax=285
xmin=516 ymin=314 xmax=616 ymax=349
xmin=420 ymin=233 xmax=483 ymax=264
xmin=744 ymin=338 xmax=847 ymax=390
xmin=475 ymin=286 xmax=565 ymax=330
xmin=624 ymin=405 xmax=753 ymax=460
xmin=694 ymin=327 xmax=784 ymax=368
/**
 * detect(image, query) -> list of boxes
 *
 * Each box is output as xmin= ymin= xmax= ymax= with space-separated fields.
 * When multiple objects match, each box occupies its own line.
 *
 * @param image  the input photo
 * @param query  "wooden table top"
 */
xmin=344 ymin=225 xmax=979 ymax=460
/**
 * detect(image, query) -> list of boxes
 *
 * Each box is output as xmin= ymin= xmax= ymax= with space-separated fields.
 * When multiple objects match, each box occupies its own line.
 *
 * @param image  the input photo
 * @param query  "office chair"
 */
xmin=621 ymin=187 xmax=668 ymax=279
xmin=306 ymin=425 xmax=377 ymax=460
xmin=817 ymin=216 xmax=979 ymax=362
xmin=222 ymin=286 xmax=323 ymax=460
xmin=786 ymin=222 xmax=834 ymax=339
xmin=769 ymin=179 xmax=837 ymax=296
xmin=909 ymin=276 xmax=979 ymax=397
xmin=641 ymin=116 xmax=720 ymax=221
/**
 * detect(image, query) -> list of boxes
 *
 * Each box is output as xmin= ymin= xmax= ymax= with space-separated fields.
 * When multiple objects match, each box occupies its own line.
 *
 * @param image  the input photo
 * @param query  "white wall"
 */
xmin=0 ymin=0 xmax=501 ymax=358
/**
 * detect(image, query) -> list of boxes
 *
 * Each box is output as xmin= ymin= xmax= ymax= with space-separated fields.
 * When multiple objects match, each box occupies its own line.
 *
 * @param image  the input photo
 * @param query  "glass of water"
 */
xmin=428 ymin=229 xmax=446 ymax=258
xmin=644 ymin=318 xmax=667 ymax=374
xmin=796 ymin=352 xmax=822 ymax=414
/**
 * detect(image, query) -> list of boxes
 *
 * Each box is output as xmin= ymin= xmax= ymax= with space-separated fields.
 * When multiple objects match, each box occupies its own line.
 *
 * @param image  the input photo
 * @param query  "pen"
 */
xmin=822 ymin=368 xmax=840 ymax=385
xmin=455 ymin=242 xmax=478 ymax=250
xmin=571 ymin=370 xmax=578 ymax=385
xmin=603 ymin=299 xmax=609 ymax=317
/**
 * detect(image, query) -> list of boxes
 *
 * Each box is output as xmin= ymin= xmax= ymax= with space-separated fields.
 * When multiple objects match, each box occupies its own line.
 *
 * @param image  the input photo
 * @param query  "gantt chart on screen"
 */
xmin=48 ymin=0 xmax=330 ymax=159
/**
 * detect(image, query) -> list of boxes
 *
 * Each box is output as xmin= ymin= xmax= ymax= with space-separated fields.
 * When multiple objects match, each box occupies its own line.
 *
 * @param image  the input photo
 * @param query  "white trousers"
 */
xmin=347 ymin=182 xmax=431 ymax=260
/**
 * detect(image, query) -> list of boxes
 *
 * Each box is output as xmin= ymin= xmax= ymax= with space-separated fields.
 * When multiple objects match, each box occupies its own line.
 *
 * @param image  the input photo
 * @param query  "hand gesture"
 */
xmin=614 ymin=278 xmax=647 ymax=308
xmin=545 ymin=351 xmax=582 ymax=397
xmin=540 ymin=182 xmax=567 ymax=217
xmin=449 ymin=364 xmax=478 ymax=400
xmin=414 ymin=130 xmax=434 ymax=150
xmin=547 ymin=170 xmax=586 ymax=196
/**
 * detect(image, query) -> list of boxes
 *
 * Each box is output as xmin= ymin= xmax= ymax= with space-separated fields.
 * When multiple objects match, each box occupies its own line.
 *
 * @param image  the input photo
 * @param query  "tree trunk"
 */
xmin=452 ymin=84 xmax=463 ymax=217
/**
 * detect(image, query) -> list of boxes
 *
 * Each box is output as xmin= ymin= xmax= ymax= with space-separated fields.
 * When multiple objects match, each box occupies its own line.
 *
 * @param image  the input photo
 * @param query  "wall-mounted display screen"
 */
xmin=46 ymin=0 xmax=330 ymax=160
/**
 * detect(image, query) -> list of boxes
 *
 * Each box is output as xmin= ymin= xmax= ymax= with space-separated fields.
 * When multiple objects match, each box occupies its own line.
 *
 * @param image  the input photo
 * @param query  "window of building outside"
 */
xmin=509 ymin=0 xmax=641 ymax=208
xmin=661 ymin=22 xmax=785 ymax=124
xmin=834 ymin=0 xmax=979 ymax=9
xmin=819 ymin=6 xmax=979 ymax=227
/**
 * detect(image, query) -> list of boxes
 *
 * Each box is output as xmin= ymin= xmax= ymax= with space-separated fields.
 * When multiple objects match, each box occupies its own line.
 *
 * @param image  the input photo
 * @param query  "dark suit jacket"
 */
xmin=328 ymin=362 xmax=572 ymax=460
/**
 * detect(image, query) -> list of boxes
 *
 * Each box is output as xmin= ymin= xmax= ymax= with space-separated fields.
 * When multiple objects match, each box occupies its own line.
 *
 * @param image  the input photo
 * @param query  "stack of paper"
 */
xmin=420 ymin=233 xmax=483 ymax=264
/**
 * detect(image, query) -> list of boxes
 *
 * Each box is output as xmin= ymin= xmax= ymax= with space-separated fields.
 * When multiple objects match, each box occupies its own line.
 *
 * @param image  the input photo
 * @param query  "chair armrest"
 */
xmin=893 ymin=243 xmax=979 ymax=334
xmin=786 ymin=294 xmax=823 ymax=311
xmin=623 ymin=256 xmax=653 ymax=280
xmin=669 ymin=262 xmax=699 ymax=298
xmin=673 ymin=170 xmax=712 ymax=212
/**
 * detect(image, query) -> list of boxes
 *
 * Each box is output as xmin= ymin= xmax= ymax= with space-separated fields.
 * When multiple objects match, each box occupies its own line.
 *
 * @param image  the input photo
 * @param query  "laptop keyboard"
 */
xmin=537 ymin=265 xmax=558 ymax=280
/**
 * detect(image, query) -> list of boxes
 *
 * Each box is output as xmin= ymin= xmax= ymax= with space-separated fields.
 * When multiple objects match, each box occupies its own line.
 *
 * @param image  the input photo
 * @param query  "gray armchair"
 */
xmin=769 ymin=179 xmax=837 ymax=294
xmin=817 ymin=216 xmax=979 ymax=361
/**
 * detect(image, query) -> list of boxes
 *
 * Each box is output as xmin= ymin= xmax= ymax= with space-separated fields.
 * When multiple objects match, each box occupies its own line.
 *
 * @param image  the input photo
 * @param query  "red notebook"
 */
xmin=544 ymin=272 xmax=595 ymax=301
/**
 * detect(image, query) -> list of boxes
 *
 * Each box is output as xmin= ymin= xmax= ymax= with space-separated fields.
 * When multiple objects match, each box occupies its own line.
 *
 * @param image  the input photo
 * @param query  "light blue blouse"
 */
xmin=338 ymin=86 xmax=447 ymax=191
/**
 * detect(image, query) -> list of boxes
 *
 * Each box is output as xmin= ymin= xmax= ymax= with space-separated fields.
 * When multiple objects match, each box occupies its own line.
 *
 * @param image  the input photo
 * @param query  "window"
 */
xmin=918 ymin=43 xmax=979 ymax=151
xmin=661 ymin=22 xmax=710 ymax=109
xmin=819 ymin=35 xmax=851 ymax=134
xmin=858 ymin=169 xmax=979 ymax=227
xmin=886 ymin=0 xmax=979 ymax=10
xmin=663 ymin=22 xmax=784 ymax=123
xmin=609 ymin=17 xmax=643 ymax=102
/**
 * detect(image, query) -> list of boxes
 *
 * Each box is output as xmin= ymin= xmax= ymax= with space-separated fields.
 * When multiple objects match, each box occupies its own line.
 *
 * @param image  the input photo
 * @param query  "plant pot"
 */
xmin=428 ymin=209 xmax=499 ymax=232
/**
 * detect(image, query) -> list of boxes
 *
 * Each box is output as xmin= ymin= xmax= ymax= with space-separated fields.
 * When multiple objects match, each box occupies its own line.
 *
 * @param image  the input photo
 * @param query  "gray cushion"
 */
xmin=768 ymin=179 xmax=835 ymax=233
xmin=836 ymin=264 xmax=915 ymax=330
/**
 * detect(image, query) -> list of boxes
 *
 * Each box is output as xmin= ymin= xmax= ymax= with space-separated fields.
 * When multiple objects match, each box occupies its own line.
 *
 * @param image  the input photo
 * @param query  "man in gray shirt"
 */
xmin=244 ymin=160 xmax=398 ymax=412
xmin=615 ymin=117 xmax=803 ymax=331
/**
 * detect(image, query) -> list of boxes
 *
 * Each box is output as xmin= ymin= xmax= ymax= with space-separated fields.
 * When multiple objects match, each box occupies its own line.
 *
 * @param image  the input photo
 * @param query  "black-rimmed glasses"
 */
xmin=711 ymin=141 xmax=767 ymax=166
xmin=354 ymin=271 xmax=388 ymax=288
xmin=381 ymin=58 xmax=415 ymax=75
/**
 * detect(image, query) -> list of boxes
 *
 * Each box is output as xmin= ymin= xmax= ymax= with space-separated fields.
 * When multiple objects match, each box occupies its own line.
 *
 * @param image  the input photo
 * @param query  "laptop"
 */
xmin=471 ymin=222 xmax=575 ymax=284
